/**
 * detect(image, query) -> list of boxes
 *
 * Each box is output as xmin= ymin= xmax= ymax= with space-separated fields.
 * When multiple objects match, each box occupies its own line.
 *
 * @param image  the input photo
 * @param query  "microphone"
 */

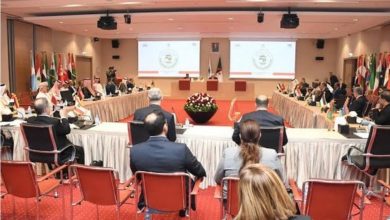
xmin=171 ymin=107 xmax=179 ymax=125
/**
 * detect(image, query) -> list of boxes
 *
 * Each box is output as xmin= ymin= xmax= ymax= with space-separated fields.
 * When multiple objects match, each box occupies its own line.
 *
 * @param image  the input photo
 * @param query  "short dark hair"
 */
xmin=144 ymin=111 xmax=166 ymax=136
xmin=354 ymin=86 xmax=364 ymax=96
xmin=380 ymin=90 xmax=390 ymax=102
xmin=34 ymin=98 xmax=49 ymax=115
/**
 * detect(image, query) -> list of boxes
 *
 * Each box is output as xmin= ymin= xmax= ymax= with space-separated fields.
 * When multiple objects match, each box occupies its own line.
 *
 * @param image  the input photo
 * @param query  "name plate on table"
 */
xmin=175 ymin=127 xmax=187 ymax=135
xmin=338 ymin=127 xmax=368 ymax=139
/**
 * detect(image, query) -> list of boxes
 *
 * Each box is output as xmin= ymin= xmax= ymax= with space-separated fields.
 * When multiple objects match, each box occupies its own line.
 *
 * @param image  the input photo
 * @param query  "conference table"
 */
xmin=272 ymin=91 xmax=334 ymax=129
xmin=80 ymin=91 xmax=149 ymax=122
xmin=3 ymin=121 xmax=368 ymax=189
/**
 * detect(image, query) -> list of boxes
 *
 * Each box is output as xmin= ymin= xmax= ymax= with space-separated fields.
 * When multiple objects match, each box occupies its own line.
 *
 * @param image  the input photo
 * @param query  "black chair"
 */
xmin=127 ymin=121 xmax=149 ymax=146
xmin=334 ymin=96 xmax=347 ymax=110
xmin=344 ymin=125 xmax=390 ymax=196
xmin=259 ymin=126 xmax=285 ymax=155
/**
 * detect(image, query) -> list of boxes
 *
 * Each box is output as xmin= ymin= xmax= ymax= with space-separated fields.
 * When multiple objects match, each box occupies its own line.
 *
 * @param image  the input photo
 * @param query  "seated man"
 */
xmin=133 ymin=88 xmax=176 ymax=142
xmin=130 ymin=111 xmax=206 ymax=214
xmin=344 ymin=86 xmax=367 ymax=118
xmin=27 ymin=98 xmax=85 ymax=166
xmin=232 ymin=95 xmax=288 ymax=148
xmin=371 ymin=90 xmax=390 ymax=125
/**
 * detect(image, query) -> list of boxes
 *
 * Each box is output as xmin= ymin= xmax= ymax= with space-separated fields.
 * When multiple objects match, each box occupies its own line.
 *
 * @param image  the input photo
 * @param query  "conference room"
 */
xmin=1 ymin=0 xmax=390 ymax=219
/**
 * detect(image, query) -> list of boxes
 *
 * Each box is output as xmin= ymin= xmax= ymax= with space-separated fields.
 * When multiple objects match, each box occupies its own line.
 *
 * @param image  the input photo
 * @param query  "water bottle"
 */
xmin=94 ymin=115 xmax=101 ymax=125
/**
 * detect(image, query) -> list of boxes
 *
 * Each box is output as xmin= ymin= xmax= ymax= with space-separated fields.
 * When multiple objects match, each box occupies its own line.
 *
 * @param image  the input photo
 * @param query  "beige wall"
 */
xmin=1 ymin=14 xmax=9 ymax=86
xmin=99 ymin=38 xmax=338 ymax=98
xmin=336 ymin=24 xmax=390 ymax=79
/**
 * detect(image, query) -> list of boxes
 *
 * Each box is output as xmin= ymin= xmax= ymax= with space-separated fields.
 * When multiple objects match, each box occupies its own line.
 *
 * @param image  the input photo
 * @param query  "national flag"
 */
xmin=71 ymin=53 xmax=77 ymax=80
xmin=207 ymin=57 xmax=212 ymax=78
xmin=48 ymin=53 xmax=57 ymax=88
xmin=34 ymin=53 xmax=42 ymax=85
xmin=67 ymin=53 xmax=73 ymax=80
xmin=62 ymin=53 xmax=69 ymax=82
xmin=368 ymin=54 xmax=376 ymax=90
xmin=384 ymin=53 xmax=390 ymax=90
xmin=355 ymin=55 xmax=368 ymax=88
xmin=374 ymin=53 xmax=383 ymax=95
xmin=57 ymin=53 xmax=66 ymax=82
xmin=216 ymin=56 xmax=222 ymax=73
xmin=41 ymin=52 xmax=48 ymax=82
xmin=30 ymin=51 xmax=38 ymax=91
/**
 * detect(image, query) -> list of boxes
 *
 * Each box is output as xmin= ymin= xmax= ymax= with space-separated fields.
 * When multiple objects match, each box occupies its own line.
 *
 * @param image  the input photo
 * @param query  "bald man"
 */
xmin=232 ymin=95 xmax=288 ymax=148
xmin=130 ymin=111 xmax=206 ymax=214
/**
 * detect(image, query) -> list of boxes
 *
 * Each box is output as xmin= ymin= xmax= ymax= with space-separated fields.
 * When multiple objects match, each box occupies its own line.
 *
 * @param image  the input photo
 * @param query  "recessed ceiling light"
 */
xmin=84 ymin=29 xmax=88 ymax=32
xmin=228 ymin=17 xmax=234 ymax=20
xmin=177 ymin=26 xmax=183 ymax=30
xmin=353 ymin=18 xmax=359 ymax=22
xmin=168 ymin=18 xmax=174 ymax=21
xmin=63 ymin=4 xmax=83 ymax=7
xmin=334 ymin=27 xmax=338 ymax=31
xmin=129 ymin=27 xmax=133 ymax=31
xmin=59 ymin=21 xmax=64 ymax=24
xmin=119 ymin=1 xmax=141 ymax=5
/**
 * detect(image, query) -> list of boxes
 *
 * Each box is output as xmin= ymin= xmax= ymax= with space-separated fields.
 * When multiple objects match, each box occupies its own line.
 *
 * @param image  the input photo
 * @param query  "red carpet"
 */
xmin=120 ymin=98 xmax=291 ymax=127
xmin=1 ymin=185 xmax=390 ymax=219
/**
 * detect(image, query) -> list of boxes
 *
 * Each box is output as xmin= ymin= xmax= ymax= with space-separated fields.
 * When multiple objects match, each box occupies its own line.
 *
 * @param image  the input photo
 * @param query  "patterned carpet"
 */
xmin=1 ymin=185 xmax=390 ymax=219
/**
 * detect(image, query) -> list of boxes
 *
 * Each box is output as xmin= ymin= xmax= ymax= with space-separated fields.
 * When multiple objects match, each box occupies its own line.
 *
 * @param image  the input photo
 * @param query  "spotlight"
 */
xmin=257 ymin=12 xmax=264 ymax=23
xmin=124 ymin=14 xmax=131 ymax=24
xmin=280 ymin=8 xmax=299 ymax=29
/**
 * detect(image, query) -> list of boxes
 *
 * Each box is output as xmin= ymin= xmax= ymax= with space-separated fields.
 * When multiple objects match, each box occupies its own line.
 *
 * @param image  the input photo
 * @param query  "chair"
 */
xmin=378 ymin=180 xmax=390 ymax=220
xmin=259 ymin=126 xmax=285 ymax=155
xmin=207 ymin=80 xmax=218 ymax=91
xmin=179 ymin=79 xmax=191 ymax=91
xmin=134 ymin=171 xmax=202 ymax=219
xmin=214 ymin=177 xmax=239 ymax=220
xmin=234 ymin=81 xmax=246 ymax=92
xmin=1 ymin=161 xmax=67 ymax=219
xmin=71 ymin=164 xmax=134 ymax=220
xmin=290 ymin=179 xmax=366 ymax=220
xmin=344 ymin=125 xmax=390 ymax=196
xmin=127 ymin=121 xmax=149 ymax=146
xmin=362 ymin=102 xmax=372 ymax=117
xmin=20 ymin=123 xmax=76 ymax=167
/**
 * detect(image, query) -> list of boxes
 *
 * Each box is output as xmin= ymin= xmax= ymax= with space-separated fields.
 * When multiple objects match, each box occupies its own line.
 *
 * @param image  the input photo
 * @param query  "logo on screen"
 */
xmin=159 ymin=49 xmax=178 ymax=69
xmin=252 ymin=49 xmax=273 ymax=70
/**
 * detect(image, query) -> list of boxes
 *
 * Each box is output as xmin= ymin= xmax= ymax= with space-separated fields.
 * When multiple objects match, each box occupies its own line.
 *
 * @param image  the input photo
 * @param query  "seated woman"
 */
xmin=214 ymin=120 xmax=285 ymax=190
xmin=236 ymin=164 xmax=310 ymax=220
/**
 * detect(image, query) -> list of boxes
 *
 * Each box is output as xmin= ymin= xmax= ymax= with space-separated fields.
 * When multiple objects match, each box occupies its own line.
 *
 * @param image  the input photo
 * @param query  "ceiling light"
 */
xmin=334 ymin=27 xmax=338 ymax=31
xmin=63 ymin=4 xmax=83 ymax=7
xmin=257 ymin=12 xmax=264 ymax=23
xmin=84 ymin=29 xmax=88 ymax=32
xmin=353 ymin=18 xmax=359 ymax=22
xmin=177 ymin=26 xmax=183 ymax=30
xmin=119 ymin=1 xmax=141 ymax=5
xmin=168 ymin=18 xmax=174 ymax=21
xmin=124 ymin=14 xmax=131 ymax=24
xmin=228 ymin=17 xmax=234 ymax=20
xmin=59 ymin=21 xmax=64 ymax=24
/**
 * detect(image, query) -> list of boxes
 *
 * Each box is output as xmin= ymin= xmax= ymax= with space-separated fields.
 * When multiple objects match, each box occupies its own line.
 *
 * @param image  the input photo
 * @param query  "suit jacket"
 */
xmin=232 ymin=110 xmax=288 ymax=148
xmin=373 ymin=104 xmax=390 ymax=125
xmin=130 ymin=136 xmax=206 ymax=178
xmin=133 ymin=104 xmax=176 ymax=142
xmin=26 ymin=115 xmax=72 ymax=150
xmin=214 ymin=146 xmax=285 ymax=185
xmin=349 ymin=95 xmax=368 ymax=117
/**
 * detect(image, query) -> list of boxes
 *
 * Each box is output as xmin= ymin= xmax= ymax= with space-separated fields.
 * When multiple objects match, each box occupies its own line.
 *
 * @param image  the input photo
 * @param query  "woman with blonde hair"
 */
xmin=236 ymin=164 xmax=310 ymax=220
xmin=214 ymin=120 xmax=284 ymax=192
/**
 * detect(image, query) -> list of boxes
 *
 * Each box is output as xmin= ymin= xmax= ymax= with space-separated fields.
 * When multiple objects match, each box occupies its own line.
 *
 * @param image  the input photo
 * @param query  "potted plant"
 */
xmin=184 ymin=93 xmax=218 ymax=124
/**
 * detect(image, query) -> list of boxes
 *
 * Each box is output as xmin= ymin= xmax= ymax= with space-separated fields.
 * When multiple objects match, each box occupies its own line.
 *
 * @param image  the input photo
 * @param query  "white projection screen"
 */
xmin=230 ymin=40 xmax=296 ymax=79
xmin=138 ymin=40 xmax=200 ymax=78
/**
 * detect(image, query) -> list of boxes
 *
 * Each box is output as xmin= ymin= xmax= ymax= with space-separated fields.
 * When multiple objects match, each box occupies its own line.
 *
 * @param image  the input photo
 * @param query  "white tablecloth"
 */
xmin=4 ymin=122 xmax=368 ymax=188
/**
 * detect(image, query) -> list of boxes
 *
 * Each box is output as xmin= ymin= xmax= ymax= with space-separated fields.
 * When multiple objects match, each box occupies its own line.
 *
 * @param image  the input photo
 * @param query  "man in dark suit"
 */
xmin=344 ymin=86 xmax=368 ymax=118
xmin=232 ymin=95 xmax=288 ymax=149
xmin=27 ymin=98 xmax=84 ymax=165
xmin=130 ymin=111 xmax=206 ymax=214
xmin=372 ymin=90 xmax=390 ymax=125
xmin=133 ymin=87 xmax=176 ymax=142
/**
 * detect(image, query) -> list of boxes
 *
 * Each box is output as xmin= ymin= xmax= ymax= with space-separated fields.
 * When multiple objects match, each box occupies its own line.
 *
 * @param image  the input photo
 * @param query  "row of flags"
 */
xmin=31 ymin=52 xmax=77 ymax=90
xmin=355 ymin=52 xmax=390 ymax=95
xmin=207 ymin=56 xmax=223 ymax=78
